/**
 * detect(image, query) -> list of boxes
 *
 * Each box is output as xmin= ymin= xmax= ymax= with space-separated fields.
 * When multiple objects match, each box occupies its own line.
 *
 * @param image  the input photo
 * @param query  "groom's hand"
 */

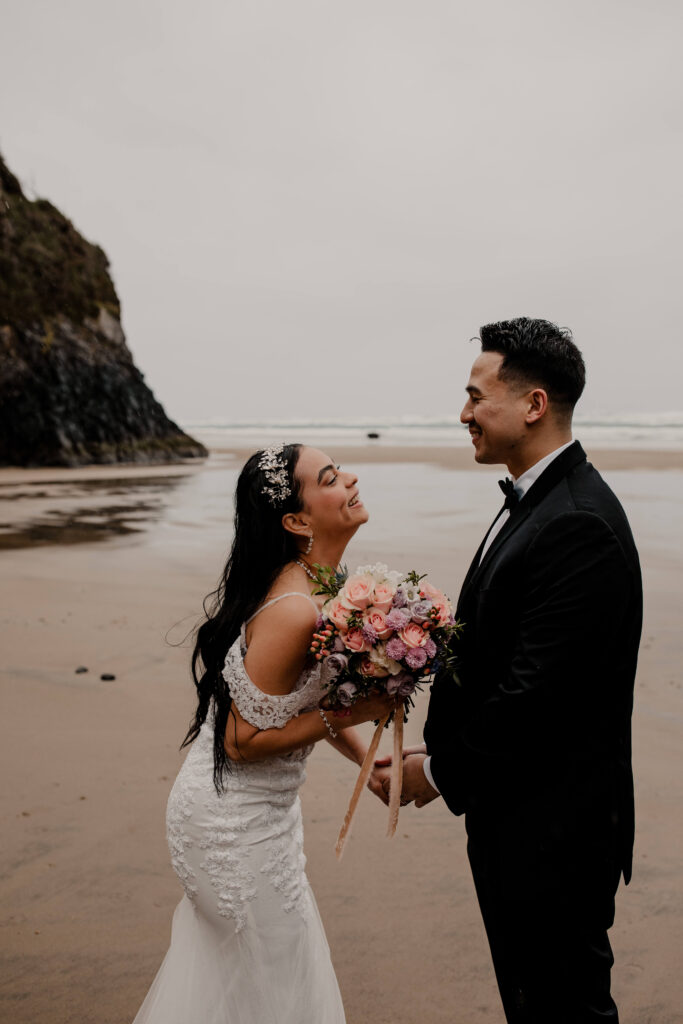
xmin=369 ymin=744 xmax=427 ymax=806
xmin=395 ymin=753 xmax=440 ymax=808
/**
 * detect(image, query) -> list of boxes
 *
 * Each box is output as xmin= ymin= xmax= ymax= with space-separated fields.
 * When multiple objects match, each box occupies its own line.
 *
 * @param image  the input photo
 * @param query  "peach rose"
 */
xmin=343 ymin=627 xmax=371 ymax=653
xmin=372 ymin=582 xmax=396 ymax=614
xmin=359 ymin=655 xmax=389 ymax=678
xmin=398 ymin=621 xmax=429 ymax=649
xmin=340 ymin=574 xmax=375 ymax=611
xmin=324 ymin=597 xmax=352 ymax=631
xmin=419 ymin=581 xmax=443 ymax=601
xmin=363 ymin=607 xmax=393 ymax=640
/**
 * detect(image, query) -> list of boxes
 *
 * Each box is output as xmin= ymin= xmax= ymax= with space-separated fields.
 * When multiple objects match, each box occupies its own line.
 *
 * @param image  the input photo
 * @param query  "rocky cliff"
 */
xmin=0 ymin=155 xmax=207 ymax=466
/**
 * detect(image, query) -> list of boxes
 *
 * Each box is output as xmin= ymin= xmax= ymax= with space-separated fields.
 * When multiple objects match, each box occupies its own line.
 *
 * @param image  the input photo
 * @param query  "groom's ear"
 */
xmin=524 ymin=388 xmax=549 ymax=424
xmin=281 ymin=512 xmax=311 ymax=540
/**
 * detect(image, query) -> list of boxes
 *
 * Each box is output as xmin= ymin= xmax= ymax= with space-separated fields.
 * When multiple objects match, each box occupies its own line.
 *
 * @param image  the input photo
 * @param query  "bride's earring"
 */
xmin=305 ymin=534 xmax=314 ymax=555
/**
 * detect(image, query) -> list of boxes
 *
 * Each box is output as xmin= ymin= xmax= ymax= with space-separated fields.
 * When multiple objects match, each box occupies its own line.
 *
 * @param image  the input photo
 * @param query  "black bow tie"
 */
xmin=498 ymin=477 xmax=519 ymax=510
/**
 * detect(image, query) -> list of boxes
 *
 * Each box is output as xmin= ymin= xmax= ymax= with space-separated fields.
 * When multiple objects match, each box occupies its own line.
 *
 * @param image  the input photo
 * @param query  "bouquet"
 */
xmin=308 ymin=562 xmax=462 ymax=856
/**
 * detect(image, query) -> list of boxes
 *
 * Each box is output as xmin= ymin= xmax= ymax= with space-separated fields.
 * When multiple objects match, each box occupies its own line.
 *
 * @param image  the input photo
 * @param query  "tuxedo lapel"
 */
xmin=457 ymin=442 xmax=588 ymax=605
xmin=462 ymin=510 xmax=504 ymax=586
xmin=476 ymin=501 xmax=531 ymax=574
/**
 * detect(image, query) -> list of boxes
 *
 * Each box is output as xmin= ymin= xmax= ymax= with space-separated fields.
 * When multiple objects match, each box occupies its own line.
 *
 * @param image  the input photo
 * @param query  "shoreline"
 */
xmin=0 ymin=443 xmax=682 ymax=488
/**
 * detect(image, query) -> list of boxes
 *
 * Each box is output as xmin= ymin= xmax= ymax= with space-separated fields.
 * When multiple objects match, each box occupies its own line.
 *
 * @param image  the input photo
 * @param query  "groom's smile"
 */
xmin=460 ymin=351 xmax=540 ymax=473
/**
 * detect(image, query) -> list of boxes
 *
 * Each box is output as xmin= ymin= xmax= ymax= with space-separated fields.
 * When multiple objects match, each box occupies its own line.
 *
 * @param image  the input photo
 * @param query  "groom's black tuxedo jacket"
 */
xmin=424 ymin=442 xmax=642 ymax=887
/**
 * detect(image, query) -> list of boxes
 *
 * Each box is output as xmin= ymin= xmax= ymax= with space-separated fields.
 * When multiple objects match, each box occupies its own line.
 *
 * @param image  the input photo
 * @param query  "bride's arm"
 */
xmin=225 ymin=693 xmax=392 ymax=762
xmin=324 ymin=728 xmax=367 ymax=766
xmin=225 ymin=598 xmax=394 ymax=762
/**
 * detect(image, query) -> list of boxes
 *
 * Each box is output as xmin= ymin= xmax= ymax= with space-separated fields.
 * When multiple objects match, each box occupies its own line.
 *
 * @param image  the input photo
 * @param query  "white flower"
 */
xmin=369 ymin=642 xmax=402 ymax=676
xmin=399 ymin=582 xmax=422 ymax=606
xmin=353 ymin=563 xmax=403 ymax=588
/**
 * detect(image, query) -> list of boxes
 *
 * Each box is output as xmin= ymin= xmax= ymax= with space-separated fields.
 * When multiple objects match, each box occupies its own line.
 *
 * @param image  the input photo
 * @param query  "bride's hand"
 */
xmin=330 ymin=691 xmax=397 ymax=727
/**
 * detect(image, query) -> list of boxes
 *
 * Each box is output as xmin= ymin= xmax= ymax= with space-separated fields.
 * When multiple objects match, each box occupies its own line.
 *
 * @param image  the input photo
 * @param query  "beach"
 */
xmin=1 ymin=444 xmax=682 ymax=1024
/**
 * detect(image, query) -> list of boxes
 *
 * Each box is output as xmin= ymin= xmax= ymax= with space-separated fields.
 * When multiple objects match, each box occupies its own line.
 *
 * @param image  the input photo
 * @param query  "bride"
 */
xmin=132 ymin=443 xmax=394 ymax=1024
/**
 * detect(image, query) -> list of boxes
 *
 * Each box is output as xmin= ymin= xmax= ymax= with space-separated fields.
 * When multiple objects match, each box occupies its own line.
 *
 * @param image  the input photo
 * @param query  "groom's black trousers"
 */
xmin=467 ymin=826 xmax=622 ymax=1024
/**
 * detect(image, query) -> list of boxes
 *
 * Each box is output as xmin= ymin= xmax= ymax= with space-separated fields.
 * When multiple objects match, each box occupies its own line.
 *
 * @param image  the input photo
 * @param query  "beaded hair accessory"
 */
xmin=258 ymin=444 xmax=292 ymax=506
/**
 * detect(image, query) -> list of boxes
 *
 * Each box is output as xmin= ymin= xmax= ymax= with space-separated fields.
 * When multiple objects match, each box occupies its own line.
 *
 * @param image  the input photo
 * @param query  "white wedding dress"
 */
xmin=133 ymin=593 xmax=345 ymax=1024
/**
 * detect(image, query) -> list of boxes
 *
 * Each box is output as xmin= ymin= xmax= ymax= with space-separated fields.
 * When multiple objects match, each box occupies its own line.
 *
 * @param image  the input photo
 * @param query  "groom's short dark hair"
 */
xmin=479 ymin=317 xmax=586 ymax=414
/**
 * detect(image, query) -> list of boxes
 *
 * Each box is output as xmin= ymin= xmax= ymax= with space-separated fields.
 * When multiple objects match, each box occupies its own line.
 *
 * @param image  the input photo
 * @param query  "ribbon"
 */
xmin=335 ymin=707 xmax=404 ymax=859
xmin=386 ymin=706 xmax=404 ymax=838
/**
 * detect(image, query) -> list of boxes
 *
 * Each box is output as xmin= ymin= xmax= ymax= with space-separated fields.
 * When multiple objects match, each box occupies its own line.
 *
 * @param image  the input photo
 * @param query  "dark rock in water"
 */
xmin=366 ymin=431 xmax=380 ymax=439
xmin=0 ymin=154 xmax=207 ymax=467
xmin=100 ymin=673 xmax=116 ymax=681
xmin=75 ymin=666 xmax=89 ymax=674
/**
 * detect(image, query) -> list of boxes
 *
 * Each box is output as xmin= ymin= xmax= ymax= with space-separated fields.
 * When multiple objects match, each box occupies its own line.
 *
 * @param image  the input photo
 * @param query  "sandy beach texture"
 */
xmin=1 ymin=445 xmax=682 ymax=1023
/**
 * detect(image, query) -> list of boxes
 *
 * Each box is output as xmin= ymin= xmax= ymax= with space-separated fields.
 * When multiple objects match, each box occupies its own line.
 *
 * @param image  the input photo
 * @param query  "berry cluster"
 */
xmin=310 ymin=625 xmax=337 ymax=661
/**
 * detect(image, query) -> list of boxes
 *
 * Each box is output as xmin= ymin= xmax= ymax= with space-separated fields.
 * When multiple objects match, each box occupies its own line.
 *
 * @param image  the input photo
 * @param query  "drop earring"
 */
xmin=305 ymin=534 xmax=314 ymax=555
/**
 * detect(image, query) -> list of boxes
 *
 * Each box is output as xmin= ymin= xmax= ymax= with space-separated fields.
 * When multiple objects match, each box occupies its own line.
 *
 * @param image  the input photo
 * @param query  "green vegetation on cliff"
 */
xmin=0 ymin=154 xmax=207 ymax=467
xmin=0 ymin=158 xmax=120 ymax=329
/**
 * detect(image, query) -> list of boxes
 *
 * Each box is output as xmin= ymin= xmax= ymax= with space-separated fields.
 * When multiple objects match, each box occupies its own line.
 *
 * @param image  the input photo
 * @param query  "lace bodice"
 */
xmin=221 ymin=592 xmax=328 ymax=731
xmin=221 ymin=625 xmax=326 ymax=730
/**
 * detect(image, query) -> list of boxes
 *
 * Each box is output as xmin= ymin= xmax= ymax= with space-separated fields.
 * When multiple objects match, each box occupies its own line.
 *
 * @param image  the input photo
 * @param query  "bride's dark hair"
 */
xmin=182 ymin=443 xmax=305 ymax=790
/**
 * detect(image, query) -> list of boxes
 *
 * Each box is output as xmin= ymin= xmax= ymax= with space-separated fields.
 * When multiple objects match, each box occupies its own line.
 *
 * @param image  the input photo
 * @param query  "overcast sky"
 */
xmin=1 ymin=0 xmax=681 ymax=424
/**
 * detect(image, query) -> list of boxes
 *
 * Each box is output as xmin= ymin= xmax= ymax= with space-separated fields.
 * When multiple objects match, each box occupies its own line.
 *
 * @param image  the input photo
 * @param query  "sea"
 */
xmin=182 ymin=412 xmax=683 ymax=452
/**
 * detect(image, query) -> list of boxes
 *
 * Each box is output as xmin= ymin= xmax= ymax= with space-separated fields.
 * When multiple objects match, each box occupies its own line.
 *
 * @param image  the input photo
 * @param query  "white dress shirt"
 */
xmin=422 ymin=440 xmax=575 ymax=795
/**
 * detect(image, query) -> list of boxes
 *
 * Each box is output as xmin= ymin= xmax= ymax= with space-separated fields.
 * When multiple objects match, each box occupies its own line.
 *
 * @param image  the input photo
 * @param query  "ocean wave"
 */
xmin=181 ymin=413 xmax=683 ymax=451
xmin=183 ymin=411 xmax=683 ymax=431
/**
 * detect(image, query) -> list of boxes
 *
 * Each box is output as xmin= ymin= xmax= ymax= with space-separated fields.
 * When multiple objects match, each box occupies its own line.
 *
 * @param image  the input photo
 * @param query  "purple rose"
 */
xmin=411 ymin=600 xmax=433 ymax=623
xmin=336 ymin=681 xmax=358 ymax=706
xmin=385 ymin=675 xmax=403 ymax=696
xmin=399 ymin=677 xmax=417 ymax=698
xmin=387 ymin=670 xmax=414 ymax=698
xmin=333 ymin=634 xmax=346 ymax=653
xmin=405 ymin=647 xmax=428 ymax=670
xmin=385 ymin=636 xmax=408 ymax=660
xmin=326 ymin=653 xmax=349 ymax=678
xmin=424 ymin=637 xmax=437 ymax=658
xmin=386 ymin=608 xmax=410 ymax=631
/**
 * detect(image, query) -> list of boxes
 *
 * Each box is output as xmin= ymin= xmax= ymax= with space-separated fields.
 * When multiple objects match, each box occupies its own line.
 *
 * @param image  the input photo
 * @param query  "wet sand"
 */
xmin=1 ymin=446 xmax=681 ymax=1023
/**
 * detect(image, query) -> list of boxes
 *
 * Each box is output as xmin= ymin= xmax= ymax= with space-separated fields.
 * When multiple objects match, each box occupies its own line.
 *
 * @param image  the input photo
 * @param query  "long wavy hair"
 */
xmin=182 ymin=444 xmax=305 ymax=791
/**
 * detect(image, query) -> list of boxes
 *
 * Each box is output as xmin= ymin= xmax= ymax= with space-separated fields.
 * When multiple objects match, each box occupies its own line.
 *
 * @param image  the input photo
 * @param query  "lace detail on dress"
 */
xmin=166 ymin=750 xmax=201 ymax=900
xmin=198 ymin=801 xmax=258 ymax=932
xmin=261 ymin=814 xmax=310 ymax=918
xmin=222 ymin=633 xmax=325 ymax=730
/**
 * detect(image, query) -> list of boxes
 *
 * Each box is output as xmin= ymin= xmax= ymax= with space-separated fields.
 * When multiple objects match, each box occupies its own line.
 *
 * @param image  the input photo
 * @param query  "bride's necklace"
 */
xmin=296 ymin=558 xmax=317 ymax=581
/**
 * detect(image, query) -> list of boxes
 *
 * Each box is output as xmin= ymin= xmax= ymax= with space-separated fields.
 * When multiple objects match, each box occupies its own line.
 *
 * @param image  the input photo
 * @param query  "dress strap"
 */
xmin=245 ymin=591 xmax=319 ymax=625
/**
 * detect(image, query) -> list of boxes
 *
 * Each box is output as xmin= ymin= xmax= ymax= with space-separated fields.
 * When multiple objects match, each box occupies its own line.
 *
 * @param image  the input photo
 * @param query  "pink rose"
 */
xmin=340 ymin=574 xmax=375 ymax=611
xmin=343 ymin=627 xmax=371 ymax=653
xmin=325 ymin=597 xmax=352 ymax=631
xmin=420 ymin=582 xmax=444 ymax=601
xmin=398 ymin=621 xmax=428 ymax=649
xmin=363 ymin=607 xmax=393 ymax=640
xmin=359 ymin=655 xmax=389 ymax=678
xmin=372 ymin=582 xmax=396 ymax=613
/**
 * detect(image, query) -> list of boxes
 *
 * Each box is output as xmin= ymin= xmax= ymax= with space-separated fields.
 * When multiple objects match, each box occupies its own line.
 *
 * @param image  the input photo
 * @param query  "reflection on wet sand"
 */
xmin=0 ymin=475 xmax=187 ymax=550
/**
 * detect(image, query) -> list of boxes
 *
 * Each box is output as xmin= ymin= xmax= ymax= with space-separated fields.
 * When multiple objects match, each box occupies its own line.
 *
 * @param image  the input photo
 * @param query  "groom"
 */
xmin=373 ymin=318 xmax=642 ymax=1023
